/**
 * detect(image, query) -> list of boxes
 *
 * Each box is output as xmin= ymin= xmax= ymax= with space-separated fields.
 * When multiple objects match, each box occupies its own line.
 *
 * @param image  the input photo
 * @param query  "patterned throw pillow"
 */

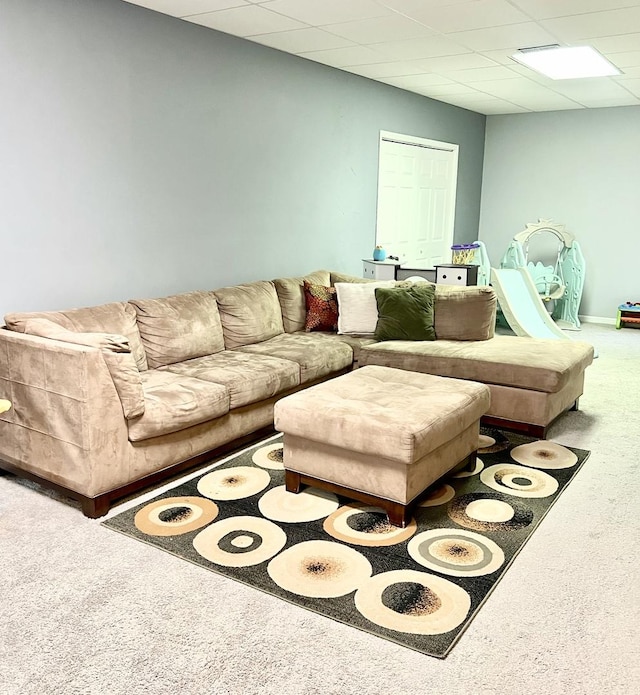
xmin=303 ymin=281 xmax=339 ymax=332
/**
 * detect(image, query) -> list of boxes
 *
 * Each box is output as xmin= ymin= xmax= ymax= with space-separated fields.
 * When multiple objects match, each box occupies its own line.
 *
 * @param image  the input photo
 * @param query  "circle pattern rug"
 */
xmin=103 ymin=429 xmax=589 ymax=658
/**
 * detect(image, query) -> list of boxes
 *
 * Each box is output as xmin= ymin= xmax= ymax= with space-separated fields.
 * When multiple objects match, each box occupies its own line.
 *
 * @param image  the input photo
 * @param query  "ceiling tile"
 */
xmin=123 ymin=0 xmax=248 ymax=17
xmin=551 ymin=78 xmax=636 ymax=99
xmin=524 ymin=99 xmax=584 ymax=111
xmin=380 ymin=0 xmax=478 ymax=12
xmin=446 ymin=22 xmax=557 ymax=51
xmin=322 ymin=15 xmax=434 ymax=44
xmin=372 ymin=36 xmax=471 ymax=60
xmin=475 ymin=102 xmax=531 ymax=114
xmin=435 ymin=94 xmax=530 ymax=113
xmin=264 ymin=0 xmax=391 ymax=25
xmin=480 ymin=48 xmax=525 ymax=64
xmin=615 ymin=65 xmax=640 ymax=77
xmin=573 ymin=94 xmax=640 ymax=106
xmin=251 ymin=28 xmax=354 ymax=52
xmin=298 ymin=45 xmax=386 ymax=67
xmin=416 ymin=83 xmax=483 ymax=95
xmin=470 ymin=76 xmax=566 ymax=98
xmin=344 ymin=61 xmax=436 ymax=78
xmin=419 ymin=53 xmax=501 ymax=70
xmin=509 ymin=0 xmax=640 ymax=21
xmin=186 ymin=5 xmax=307 ymax=34
xmin=380 ymin=73 xmax=455 ymax=88
xmin=618 ymin=77 xmax=640 ymax=94
xmin=591 ymin=33 xmax=640 ymax=53
xmin=470 ymin=78 xmax=584 ymax=109
xmin=406 ymin=0 xmax=531 ymax=34
xmin=540 ymin=7 xmax=640 ymax=41
xmin=440 ymin=65 xmax=521 ymax=82
xmin=604 ymin=50 xmax=640 ymax=67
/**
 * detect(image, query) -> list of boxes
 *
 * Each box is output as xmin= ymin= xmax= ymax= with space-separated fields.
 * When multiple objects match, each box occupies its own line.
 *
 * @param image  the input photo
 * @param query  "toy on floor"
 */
xmin=616 ymin=302 xmax=640 ymax=329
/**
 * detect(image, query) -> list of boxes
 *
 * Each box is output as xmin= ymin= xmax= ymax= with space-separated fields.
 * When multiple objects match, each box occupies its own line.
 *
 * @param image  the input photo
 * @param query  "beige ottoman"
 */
xmin=273 ymin=365 xmax=491 ymax=527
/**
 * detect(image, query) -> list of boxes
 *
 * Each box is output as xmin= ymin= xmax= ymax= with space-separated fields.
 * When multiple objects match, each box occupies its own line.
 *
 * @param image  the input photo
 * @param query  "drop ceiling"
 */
xmin=122 ymin=0 xmax=640 ymax=114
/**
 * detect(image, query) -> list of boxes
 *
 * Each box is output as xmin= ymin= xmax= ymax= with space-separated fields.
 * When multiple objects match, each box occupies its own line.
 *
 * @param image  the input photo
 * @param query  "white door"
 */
xmin=376 ymin=131 xmax=458 ymax=268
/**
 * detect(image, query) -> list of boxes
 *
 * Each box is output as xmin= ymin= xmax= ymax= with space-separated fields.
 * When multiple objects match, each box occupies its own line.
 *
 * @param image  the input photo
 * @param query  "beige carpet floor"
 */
xmin=1 ymin=323 xmax=638 ymax=695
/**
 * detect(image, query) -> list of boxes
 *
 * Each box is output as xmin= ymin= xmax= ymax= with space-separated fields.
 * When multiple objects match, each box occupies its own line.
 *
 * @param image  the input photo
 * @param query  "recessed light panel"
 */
xmin=511 ymin=45 xmax=621 ymax=80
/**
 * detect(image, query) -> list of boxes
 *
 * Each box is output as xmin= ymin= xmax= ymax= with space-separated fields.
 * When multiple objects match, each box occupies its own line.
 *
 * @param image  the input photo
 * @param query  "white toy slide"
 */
xmin=490 ymin=267 xmax=569 ymax=340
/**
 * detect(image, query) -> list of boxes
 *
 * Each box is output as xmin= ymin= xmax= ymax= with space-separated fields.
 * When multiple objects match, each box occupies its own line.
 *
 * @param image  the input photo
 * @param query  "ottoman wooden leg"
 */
xmin=285 ymin=469 xmax=302 ymax=494
xmin=385 ymin=501 xmax=410 ymax=529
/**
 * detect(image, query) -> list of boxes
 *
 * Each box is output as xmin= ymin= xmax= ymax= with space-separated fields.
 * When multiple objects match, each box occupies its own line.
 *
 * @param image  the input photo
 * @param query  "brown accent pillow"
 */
xmin=303 ymin=281 xmax=339 ymax=332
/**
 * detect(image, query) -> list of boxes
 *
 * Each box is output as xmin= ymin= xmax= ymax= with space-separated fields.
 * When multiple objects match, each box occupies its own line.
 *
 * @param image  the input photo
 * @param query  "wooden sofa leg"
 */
xmin=80 ymin=494 xmax=111 ymax=519
xmin=570 ymin=399 xmax=580 ymax=411
xmin=285 ymin=470 xmax=302 ymax=494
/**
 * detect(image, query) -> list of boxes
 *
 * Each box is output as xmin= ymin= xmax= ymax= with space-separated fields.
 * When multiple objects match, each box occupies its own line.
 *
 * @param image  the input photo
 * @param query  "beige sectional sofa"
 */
xmin=0 ymin=270 xmax=594 ymax=517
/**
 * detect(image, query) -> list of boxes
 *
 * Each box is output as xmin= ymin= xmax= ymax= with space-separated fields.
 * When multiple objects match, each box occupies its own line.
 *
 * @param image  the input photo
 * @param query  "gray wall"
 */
xmin=0 ymin=0 xmax=485 ymax=317
xmin=479 ymin=106 xmax=640 ymax=320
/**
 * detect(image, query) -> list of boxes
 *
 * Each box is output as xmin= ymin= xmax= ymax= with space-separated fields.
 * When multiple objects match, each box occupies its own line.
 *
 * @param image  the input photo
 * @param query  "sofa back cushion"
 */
xmin=129 ymin=290 xmax=225 ymax=369
xmin=4 ymin=302 xmax=148 ymax=371
xmin=214 ymin=280 xmax=284 ymax=349
xmin=330 ymin=271 xmax=375 ymax=285
xmin=273 ymin=270 xmax=331 ymax=333
xmin=434 ymin=285 xmax=497 ymax=341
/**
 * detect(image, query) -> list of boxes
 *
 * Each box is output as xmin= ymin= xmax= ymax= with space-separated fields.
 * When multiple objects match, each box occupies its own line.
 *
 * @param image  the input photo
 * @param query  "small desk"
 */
xmin=616 ymin=304 xmax=640 ymax=329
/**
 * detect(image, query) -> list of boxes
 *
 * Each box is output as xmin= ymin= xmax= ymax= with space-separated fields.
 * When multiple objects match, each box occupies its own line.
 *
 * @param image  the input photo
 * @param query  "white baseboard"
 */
xmin=579 ymin=315 xmax=616 ymax=326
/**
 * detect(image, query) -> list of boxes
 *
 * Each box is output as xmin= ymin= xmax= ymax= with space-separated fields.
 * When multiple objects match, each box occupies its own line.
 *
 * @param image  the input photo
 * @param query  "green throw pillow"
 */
xmin=374 ymin=284 xmax=436 ymax=341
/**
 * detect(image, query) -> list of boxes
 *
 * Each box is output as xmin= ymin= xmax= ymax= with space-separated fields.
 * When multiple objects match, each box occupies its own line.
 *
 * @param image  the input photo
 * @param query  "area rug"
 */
xmin=102 ymin=428 xmax=589 ymax=658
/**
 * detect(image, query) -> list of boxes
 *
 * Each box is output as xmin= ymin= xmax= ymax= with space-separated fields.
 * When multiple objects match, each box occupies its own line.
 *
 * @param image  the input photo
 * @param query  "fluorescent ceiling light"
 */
xmin=511 ymin=45 xmax=621 ymax=80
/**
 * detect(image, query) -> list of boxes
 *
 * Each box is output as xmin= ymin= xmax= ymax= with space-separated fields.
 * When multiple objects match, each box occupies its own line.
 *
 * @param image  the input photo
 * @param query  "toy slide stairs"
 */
xmin=490 ymin=267 xmax=570 ymax=340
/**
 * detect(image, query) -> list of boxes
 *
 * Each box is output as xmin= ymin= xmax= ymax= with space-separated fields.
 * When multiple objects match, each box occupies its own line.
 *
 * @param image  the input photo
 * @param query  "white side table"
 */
xmin=362 ymin=259 xmax=399 ymax=280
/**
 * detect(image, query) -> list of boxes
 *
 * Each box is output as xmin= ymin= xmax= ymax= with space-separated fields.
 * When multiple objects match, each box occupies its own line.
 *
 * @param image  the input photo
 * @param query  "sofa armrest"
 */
xmin=0 ymin=328 xmax=138 ymax=496
xmin=2 ymin=320 xmax=144 ymax=420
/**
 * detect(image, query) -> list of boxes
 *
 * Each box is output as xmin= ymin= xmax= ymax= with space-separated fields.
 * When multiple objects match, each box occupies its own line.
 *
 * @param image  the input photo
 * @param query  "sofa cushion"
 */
xmin=313 ymin=333 xmax=378 ymax=366
xmin=234 ymin=333 xmax=353 ymax=383
xmin=304 ymin=280 xmax=339 ymax=332
xmin=330 ymin=271 xmax=375 ymax=285
xmin=4 ymin=302 xmax=148 ymax=371
xmin=214 ymin=281 xmax=284 ymax=349
xmin=374 ymin=284 xmax=436 ymax=341
xmin=127 ymin=371 xmax=229 ymax=442
xmin=160 ymin=351 xmax=300 ymax=409
xmin=129 ymin=290 xmax=224 ymax=370
xmin=359 ymin=335 xmax=595 ymax=393
xmin=273 ymin=270 xmax=331 ymax=333
xmin=335 ymin=280 xmax=395 ymax=335
xmin=433 ymin=285 xmax=497 ymax=341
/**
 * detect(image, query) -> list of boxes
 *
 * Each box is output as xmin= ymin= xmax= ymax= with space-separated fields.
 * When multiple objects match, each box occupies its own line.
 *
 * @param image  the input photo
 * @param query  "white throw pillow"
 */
xmin=335 ymin=281 xmax=395 ymax=335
